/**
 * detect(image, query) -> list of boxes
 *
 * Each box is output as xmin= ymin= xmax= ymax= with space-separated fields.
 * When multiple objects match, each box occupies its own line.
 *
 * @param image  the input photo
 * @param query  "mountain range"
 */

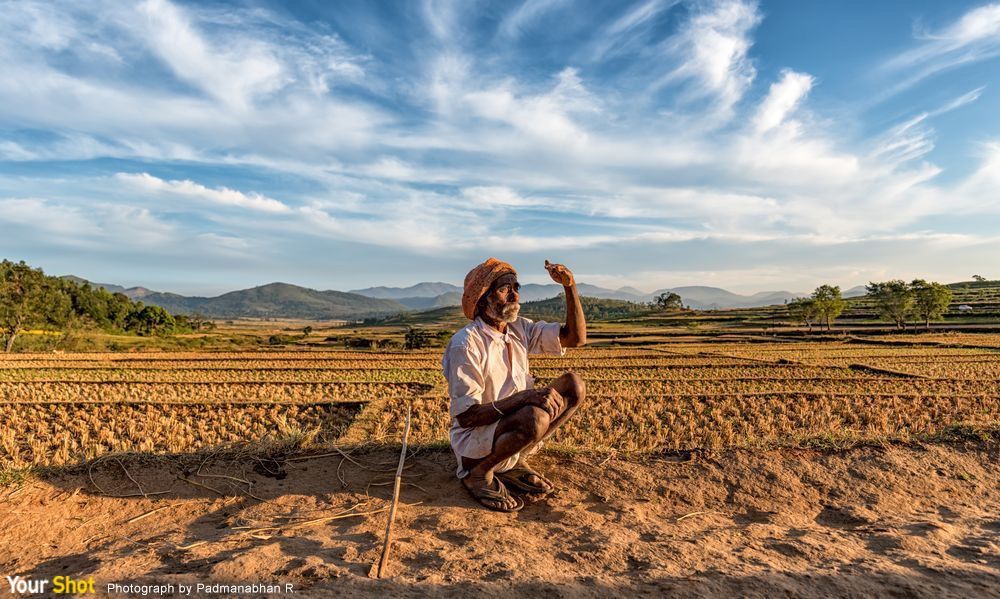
xmin=62 ymin=275 xmax=869 ymax=319
xmin=356 ymin=281 xmax=869 ymax=309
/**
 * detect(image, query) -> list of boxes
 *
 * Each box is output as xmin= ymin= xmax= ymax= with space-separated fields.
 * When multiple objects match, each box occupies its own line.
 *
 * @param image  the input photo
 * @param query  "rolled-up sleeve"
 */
xmin=524 ymin=318 xmax=566 ymax=356
xmin=443 ymin=341 xmax=485 ymax=418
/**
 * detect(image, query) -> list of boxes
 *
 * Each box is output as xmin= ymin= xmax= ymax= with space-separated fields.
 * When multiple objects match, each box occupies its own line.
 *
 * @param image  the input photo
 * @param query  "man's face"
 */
xmin=482 ymin=273 xmax=520 ymax=324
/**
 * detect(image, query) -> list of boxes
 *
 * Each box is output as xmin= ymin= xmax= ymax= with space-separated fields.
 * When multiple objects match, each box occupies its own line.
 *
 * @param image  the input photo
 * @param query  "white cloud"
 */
xmin=422 ymin=0 xmax=461 ymax=41
xmin=498 ymin=0 xmax=570 ymax=39
xmin=870 ymin=87 xmax=984 ymax=167
xmin=954 ymin=141 xmax=1000 ymax=212
xmin=3 ymin=0 xmax=1000 ymax=291
xmin=587 ymin=0 xmax=679 ymax=61
xmin=115 ymin=172 xmax=291 ymax=213
xmin=930 ymin=86 xmax=986 ymax=116
xmin=137 ymin=0 xmax=286 ymax=110
xmin=654 ymin=0 xmax=761 ymax=120
xmin=0 ymin=197 xmax=175 ymax=248
xmin=752 ymin=70 xmax=814 ymax=134
xmin=878 ymin=4 xmax=1000 ymax=98
xmin=460 ymin=186 xmax=537 ymax=208
xmin=0 ymin=198 xmax=101 ymax=238
xmin=609 ymin=0 xmax=676 ymax=36
xmin=463 ymin=68 xmax=597 ymax=146
xmin=888 ymin=3 xmax=1000 ymax=69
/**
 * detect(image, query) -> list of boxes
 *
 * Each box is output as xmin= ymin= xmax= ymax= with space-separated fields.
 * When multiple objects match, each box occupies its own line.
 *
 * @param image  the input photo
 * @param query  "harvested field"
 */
xmin=2 ymin=336 xmax=998 ymax=597
xmin=2 ymin=340 xmax=999 ymax=468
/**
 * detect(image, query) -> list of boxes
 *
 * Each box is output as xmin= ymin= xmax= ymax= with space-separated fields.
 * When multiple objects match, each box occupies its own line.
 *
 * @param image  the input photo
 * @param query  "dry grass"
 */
xmin=0 ymin=402 xmax=361 ymax=468
xmin=1 ymin=339 xmax=998 ymax=472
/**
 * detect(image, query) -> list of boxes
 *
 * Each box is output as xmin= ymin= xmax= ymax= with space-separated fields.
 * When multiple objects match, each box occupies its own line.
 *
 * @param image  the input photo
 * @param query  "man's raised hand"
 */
xmin=544 ymin=259 xmax=575 ymax=287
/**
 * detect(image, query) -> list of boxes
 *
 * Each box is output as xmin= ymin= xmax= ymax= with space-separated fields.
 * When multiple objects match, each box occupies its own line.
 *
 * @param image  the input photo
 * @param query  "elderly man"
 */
xmin=442 ymin=257 xmax=586 ymax=512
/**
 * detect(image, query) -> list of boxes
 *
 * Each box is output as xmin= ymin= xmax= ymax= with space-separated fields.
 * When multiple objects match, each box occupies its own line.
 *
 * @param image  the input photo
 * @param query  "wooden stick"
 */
xmin=126 ymin=504 xmax=172 ymax=524
xmin=375 ymin=402 xmax=412 ymax=579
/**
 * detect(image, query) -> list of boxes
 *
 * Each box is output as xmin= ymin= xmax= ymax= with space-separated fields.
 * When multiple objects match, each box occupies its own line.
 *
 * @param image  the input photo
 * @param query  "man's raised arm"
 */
xmin=545 ymin=260 xmax=586 ymax=348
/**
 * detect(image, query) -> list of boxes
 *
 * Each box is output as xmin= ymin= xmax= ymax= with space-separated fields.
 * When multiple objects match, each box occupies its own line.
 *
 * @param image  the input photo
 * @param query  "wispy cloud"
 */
xmin=498 ymin=0 xmax=571 ymax=39
xmin=652 ymin=0 xmax=761 ymax=120
xmin=115 ymin=172 xmax=292 ymax=213
xmin=887 ymin=3 xmax=1000 ymax=70
xmin=752 ymin=70 xmax=814 ymax=134
xmin=878 ymin=3 xmax=1000 ymax=98
xmin=2 ymin=0 xmax=999 ymax=292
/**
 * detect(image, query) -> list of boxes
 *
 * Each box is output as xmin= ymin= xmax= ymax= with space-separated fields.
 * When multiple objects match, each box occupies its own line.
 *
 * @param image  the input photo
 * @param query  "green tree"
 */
xmin=787 ymin=297 xmax=819 ymax=332
xmin=106 ymin=292 xmax=134 ymax=330
xmin=654 ymin=292 xmax=683 ymax=311
xmin=811 ymin=285 xmax=846 ymax=331
xmin=972 ymin=274 xmax=986 ymax=282
xmin=126 ymin=305 xmax=176 ymax=336
xmin=1 ymin=260 xmax=70 ymax=352
xmin=911 ymin=279 xmax=953 ymax=329
xmin=866 ymin=280 xmax=914 ymax=330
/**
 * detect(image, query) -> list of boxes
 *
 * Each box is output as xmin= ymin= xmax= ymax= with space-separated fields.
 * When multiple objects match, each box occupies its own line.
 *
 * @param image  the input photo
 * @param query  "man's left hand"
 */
xmin=545 ymin=260 xmax=575 ymax=287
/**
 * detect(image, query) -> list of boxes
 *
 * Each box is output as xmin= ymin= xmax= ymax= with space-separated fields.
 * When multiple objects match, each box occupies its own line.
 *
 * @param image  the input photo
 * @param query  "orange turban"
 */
xmin=462 ymin=258 xmax=517 ymax=320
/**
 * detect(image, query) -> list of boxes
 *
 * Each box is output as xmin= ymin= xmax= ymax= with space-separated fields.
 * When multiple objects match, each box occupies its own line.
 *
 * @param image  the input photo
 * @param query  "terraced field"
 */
xmin=3 ymin=335 xmax=998 ymax=470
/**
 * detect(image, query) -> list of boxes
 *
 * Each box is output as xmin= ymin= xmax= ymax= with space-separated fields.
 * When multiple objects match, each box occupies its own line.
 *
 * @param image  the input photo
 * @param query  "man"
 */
xmin=442 ymin=257 xmax=587 ymax=512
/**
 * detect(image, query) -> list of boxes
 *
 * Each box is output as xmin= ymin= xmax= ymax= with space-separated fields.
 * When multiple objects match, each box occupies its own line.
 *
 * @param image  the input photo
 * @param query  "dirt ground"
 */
xmin=1 ymin=443 xmax=998 ymax=598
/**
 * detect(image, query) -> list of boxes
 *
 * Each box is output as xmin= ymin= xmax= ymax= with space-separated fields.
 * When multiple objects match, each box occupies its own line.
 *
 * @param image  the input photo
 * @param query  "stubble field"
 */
xmin=2 ymin=337 xmax=998 ymax=470
xmin=2 ymin=334 xmax=999 ymax=597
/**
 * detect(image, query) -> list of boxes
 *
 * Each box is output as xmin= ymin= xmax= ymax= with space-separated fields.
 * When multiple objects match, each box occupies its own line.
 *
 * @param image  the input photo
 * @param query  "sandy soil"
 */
xmin=1 ymin=443 xmax=998 ymax=598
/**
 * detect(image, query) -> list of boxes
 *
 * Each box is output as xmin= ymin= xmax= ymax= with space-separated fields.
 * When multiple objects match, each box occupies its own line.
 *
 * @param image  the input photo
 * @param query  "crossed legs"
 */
xmin=461 ymin=372 xmax=586 ymax=509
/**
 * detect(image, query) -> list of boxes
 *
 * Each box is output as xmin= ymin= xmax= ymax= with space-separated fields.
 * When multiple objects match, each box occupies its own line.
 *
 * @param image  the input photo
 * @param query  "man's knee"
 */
xmin=554 ymin=371 xmax=585 ymax=405
xmin=514 ymin=405 xmax=550 ymax=442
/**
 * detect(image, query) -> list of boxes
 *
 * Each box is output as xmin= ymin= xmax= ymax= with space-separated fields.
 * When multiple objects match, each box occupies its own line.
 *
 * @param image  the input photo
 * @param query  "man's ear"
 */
xmin=474 ymin=293 xmax=490 ymax=317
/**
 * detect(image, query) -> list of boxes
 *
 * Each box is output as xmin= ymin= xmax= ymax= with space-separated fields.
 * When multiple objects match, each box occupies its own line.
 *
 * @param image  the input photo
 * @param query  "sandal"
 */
xmin=462 ymin=477 xmax=524 ymax=512
xmin=496 ymin=464 xmax=555 ymax=495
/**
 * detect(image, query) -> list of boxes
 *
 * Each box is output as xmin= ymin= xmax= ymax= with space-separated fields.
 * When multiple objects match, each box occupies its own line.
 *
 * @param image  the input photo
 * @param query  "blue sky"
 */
xmin=1 ymin=0 xmax=999 ymax=295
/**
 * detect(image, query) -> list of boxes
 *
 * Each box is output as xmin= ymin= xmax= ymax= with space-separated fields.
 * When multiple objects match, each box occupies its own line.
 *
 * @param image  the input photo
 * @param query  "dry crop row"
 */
xmin=0 ymin=347 xmax=658 ymax=362
xmin=532 ymin=365 xmax=882 ymax=380
xmin=706 ymin=349 xmax=993 ymax=362
xmin=0 ymin=362 xmax=875 ymax=384
xmin=7 ymin=388 xmax=994 ymax=468
xmin=0 ymin=357 xmax=761 ymax=370
xmin=837 ymin=360 xmax=1000 ymax=380
xmin=0 ymin=381 xmax=432 ymax=404
xmin=0 ymin=402 xmax=361 ymax=469
xmin=0 ymin=368 xmax=446 ymax=385
xmin=0 ymin=364 xmax=882 ymax=384
xmin=549 ymin=377 xmax=1000 ymax=396
xmin=878 ymin=333 xmax=1000 ymax=348
xmin=364 ymin=393 xmax=1000 ymax=452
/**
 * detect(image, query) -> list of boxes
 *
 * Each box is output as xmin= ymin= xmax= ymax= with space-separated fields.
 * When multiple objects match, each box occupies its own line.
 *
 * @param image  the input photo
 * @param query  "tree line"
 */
xmin=787 ymin=280 xmax=953 ymax=331
xmin=1 ymin=260 xmax=209 ymax=352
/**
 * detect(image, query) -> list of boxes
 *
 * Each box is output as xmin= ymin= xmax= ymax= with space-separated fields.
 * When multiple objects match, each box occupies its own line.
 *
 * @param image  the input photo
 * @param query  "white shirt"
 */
xmin=441 ymin=316 xmax=565 ymax=477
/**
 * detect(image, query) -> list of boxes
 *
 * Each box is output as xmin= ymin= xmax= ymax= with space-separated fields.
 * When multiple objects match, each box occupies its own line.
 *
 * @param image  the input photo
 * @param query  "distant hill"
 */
xmin=63 ymin=278 xmax=407 ymax=319
xmin=648 ymin=286 xmax=805 ymax=310
xmin=349 ymin=282 xmax=461 ymax=299
xmin=396 ymin=291 xmax=463 ymax=310
xmin=375 ymin=294 xmax=650 ymax=325
xmin=59 ymin=275 xmax=158 ymax=299
xmin=520 ymin=295 xmax=651 ymax=322
xmin=156 ymin=283 xmax=407 ymax=319
xmin=59 ymin=275 xmax=128 ymax=295
xmin=61 ymin=273 xmax=884 ymax=320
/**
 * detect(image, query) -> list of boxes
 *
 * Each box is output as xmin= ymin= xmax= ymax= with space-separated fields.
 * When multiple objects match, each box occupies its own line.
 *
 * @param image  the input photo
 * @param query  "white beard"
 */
xmin=487 ymin=300 xmax=520 ymax=324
